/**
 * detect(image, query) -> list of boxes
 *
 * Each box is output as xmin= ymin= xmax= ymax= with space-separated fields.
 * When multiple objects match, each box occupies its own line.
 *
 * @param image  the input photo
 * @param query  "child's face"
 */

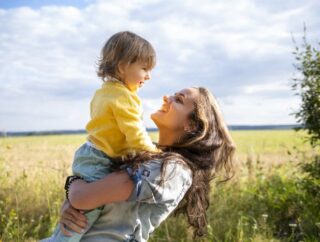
xmin=120 ymin=62 xmax=152 ymax=91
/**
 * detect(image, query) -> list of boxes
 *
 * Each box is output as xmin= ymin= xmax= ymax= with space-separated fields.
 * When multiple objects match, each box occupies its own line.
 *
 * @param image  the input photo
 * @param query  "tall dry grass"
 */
xmin=0 ymin=130 xmax=317 ymax=241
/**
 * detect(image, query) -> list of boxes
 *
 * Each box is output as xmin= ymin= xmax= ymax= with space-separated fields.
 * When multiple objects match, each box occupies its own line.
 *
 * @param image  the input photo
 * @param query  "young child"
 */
xmin=45 ymin=31 xmax=158 ymax=242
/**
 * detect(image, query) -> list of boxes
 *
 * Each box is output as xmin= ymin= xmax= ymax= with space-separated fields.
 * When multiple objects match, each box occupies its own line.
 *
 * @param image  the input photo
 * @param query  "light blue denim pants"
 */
xmin=41 ymin=142 xmax=113 ymax=242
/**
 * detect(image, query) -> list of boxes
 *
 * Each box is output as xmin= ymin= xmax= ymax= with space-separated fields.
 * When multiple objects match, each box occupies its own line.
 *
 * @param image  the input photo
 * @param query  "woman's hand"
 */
xmin=59 ymin=200 xmax=87 ymax=236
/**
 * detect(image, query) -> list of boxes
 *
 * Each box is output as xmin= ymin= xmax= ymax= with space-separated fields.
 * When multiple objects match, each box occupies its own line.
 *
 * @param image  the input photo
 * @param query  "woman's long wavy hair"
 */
xmin=119 ymin=87 xmax=236 ymax=238
xmin=172 ymin=87 xmax=236 ymax=237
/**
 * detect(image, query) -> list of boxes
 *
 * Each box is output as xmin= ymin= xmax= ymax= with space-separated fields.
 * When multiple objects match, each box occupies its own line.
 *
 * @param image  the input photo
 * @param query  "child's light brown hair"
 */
xmin=97 ymin=31 xmax=156 ymax=81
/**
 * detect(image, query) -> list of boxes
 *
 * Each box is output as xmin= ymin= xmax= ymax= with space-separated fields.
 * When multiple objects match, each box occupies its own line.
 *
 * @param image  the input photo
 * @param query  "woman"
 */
xmin=57 ymin=87 xmax=235 ymax=241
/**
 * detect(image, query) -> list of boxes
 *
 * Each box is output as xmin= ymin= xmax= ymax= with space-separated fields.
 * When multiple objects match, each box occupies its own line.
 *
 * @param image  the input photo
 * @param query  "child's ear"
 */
xmin=117 ymin=61 xmax=126 ymax=75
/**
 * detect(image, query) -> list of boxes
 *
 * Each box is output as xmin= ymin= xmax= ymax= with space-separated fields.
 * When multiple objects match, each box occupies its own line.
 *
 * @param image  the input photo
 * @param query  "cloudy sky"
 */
xmin=0 ymin=0 xmax=319 ymax=131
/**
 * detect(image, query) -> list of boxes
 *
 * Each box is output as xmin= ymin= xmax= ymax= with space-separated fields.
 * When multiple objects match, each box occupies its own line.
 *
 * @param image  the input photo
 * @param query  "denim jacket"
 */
xmin=80 ymin=159 xmax=192 ymax=242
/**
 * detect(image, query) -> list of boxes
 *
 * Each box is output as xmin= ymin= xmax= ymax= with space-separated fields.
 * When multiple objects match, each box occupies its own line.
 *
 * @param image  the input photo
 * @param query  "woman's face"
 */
xmin=151 ymin=87 xmax=198 ymax=132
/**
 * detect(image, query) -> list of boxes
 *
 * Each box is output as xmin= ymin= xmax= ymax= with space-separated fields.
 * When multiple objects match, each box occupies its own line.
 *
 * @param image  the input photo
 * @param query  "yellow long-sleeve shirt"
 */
xmin=86 ymin=81 xmax=158 ymax=158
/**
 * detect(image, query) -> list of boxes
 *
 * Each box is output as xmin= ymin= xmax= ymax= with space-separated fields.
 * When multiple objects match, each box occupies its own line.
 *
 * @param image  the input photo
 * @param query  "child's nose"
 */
xmin=145 ymin=71 xmax=151 ymax=80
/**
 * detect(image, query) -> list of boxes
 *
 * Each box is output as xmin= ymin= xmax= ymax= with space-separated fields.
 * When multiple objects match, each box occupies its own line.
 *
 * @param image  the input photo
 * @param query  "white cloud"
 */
xmin=243 ymin=82 xmax=289 ymax=94
xmin=219 ymin=95 xmax=299 ymax=125
xmin=0 ymin=0 xmax=319 ymax=131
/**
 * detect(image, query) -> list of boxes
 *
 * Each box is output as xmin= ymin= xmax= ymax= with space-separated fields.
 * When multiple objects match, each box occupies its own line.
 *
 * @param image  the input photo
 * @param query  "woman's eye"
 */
xmin=174 ymin=96 xmax=183 ymax=103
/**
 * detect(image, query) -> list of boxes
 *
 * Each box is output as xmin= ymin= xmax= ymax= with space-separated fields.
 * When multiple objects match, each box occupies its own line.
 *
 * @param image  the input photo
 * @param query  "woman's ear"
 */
xmin=184 ymin=122 xmax=195 ymax=133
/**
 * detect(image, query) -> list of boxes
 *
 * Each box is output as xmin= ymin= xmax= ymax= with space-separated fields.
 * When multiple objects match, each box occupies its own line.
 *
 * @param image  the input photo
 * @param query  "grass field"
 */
xmin=0 ymin=130 xmax=318 ymax=241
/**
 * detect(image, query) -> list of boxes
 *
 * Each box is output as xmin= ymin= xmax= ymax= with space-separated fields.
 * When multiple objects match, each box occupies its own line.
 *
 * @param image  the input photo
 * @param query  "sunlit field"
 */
xmin=0 ymin=130 xmax=318 ymax=241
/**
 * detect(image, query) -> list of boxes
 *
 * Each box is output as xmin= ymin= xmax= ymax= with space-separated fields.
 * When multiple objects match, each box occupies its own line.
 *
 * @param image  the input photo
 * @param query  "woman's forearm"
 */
xmin=69 ymin=170 xmax=134 ymax=210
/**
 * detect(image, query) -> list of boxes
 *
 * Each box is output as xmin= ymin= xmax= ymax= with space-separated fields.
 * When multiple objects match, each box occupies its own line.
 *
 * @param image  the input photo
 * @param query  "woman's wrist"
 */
xmin=68 ymin=179 xmax=89 ymax=209
xmin=64 ymin=175 xmax=85 ymax=201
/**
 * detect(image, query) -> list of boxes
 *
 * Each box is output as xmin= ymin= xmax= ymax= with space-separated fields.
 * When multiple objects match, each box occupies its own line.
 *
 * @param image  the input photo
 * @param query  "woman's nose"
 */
xmin=163 ymin=95 xmax=173 ymax=103
xmin=163 ymin=95 xmax=168 ymax=102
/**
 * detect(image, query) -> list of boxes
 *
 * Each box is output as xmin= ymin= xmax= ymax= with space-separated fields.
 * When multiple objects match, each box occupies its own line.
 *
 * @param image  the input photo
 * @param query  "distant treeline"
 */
xmin=0 ymin=125 xmax=301 ymax=137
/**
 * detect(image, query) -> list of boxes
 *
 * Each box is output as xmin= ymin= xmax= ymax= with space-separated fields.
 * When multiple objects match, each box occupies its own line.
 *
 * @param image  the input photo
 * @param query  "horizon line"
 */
xmin=0 ymin=124 xmax=302 ymax=137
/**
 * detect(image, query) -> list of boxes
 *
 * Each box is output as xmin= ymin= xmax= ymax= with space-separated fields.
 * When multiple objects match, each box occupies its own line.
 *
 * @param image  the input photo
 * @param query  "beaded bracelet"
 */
xmin=64 ymin=175 xmax=84 ymax=201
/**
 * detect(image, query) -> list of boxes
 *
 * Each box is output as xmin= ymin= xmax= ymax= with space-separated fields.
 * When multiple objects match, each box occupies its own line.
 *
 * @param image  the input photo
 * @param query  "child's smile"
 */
xmin=120 ymin=62 xmax=151 ymax=91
